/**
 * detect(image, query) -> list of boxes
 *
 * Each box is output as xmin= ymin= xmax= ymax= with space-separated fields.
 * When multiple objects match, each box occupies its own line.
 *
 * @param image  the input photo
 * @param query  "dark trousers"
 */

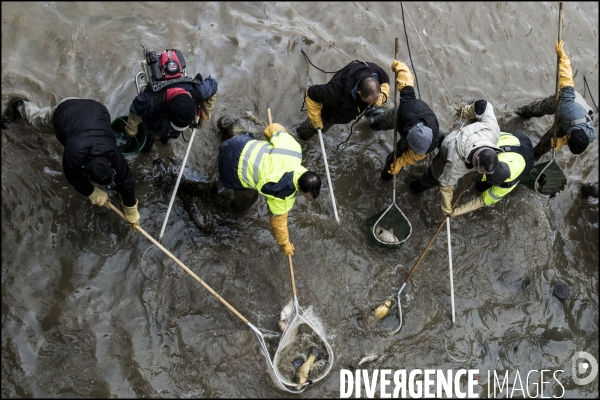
xmin=519 ymin=95 xmax=567 ymax=160
xmin=410 ymin=151 xmax=446 ymax=193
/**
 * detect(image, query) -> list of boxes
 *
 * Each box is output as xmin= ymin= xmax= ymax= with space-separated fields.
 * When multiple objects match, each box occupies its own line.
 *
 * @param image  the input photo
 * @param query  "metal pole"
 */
xmin=158 ymin=126 xmax=197 ymax=242
xmin=317 ymin=129 xmax=340 ymax=222
xmin=446 ymin=217 xmax=456 ymax=323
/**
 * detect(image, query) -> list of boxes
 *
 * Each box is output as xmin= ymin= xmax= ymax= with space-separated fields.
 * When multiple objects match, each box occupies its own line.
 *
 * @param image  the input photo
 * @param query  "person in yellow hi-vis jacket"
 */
xmin=450 ymin=131 xmax=535 ymax=217
xmin=217 ymin=116 xmax=321 ymax=256
xmin=296 ymin=61 xmax=390 ymax=141
xmin=515 ymin=41 xmax=596 ymax=160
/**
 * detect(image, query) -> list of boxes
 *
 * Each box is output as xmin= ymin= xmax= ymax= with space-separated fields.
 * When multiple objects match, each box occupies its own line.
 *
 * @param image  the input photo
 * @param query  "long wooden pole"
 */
xmin=552 ymin=3 xmax=563 ymax=151
xmin=392 ymin=38 xmax=400 ymax=197
xmin=402 ymin=172 xmax=476 ymax=285
xmin=108 ymin=202 xmax=249 ymax=324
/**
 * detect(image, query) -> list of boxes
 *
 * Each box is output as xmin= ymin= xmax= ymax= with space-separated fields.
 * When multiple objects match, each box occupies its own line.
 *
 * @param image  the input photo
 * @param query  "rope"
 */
xmin=400 ymin=3 xmax=421 ymax=99
xmin=583 ymin=73 xmax=599 ymax=112
xmin=286 ymin=1 xmax=363 ymax=65
xmin=399 ymin=2 xmax=456 ymax=108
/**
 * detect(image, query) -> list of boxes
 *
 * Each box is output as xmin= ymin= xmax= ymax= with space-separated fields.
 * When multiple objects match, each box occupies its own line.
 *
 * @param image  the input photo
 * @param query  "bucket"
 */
xmin=111 ymin=115 xmax=147 ymax=155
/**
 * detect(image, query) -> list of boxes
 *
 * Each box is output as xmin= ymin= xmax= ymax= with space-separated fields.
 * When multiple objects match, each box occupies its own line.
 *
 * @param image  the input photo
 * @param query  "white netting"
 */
xmin=271 ymin=302 xmax=334 ymax=390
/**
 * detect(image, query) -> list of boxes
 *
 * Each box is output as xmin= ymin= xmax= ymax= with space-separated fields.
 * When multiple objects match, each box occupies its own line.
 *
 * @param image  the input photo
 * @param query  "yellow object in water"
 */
xmin=374 ymin=300 xmax=392 ymax=320
xmin=295 ymin=354 xmax=316 ymax=386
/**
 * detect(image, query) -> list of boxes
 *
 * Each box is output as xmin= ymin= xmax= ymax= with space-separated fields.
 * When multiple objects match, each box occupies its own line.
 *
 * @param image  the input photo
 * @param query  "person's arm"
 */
xmin=556 ymin=40 xmax=574 ymax=90
xmin=125 ymin=93 xmax=154 ymax=136
xmin=305 ymin=93 xmax=324 ymax=129
xmin=388 ymin=149 xmax=427 ymax=175
xmin=263 ymin=122 xmax=287 ymax=140
xmin=63 ymin=157 xmax=95 ymax=198
xmin=439 ymin=185 xmax=454 ymax=217
xmin=198 ymin=77 xmax=218 ymax=124
xmin=375 ymin=83 xmax=390 ymax=106
xmin=269 ymin=212 xmax=294 ymax=256
xmin=391 ymin=60 xmax=414 ymax=91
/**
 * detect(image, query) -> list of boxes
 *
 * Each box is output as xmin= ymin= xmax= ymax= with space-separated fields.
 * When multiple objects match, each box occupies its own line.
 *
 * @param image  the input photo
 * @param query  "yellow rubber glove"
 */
xmin=125 ymin=111 xmax=142 ymax=137
xmin=555 ymin=40 xmax=574 ymax=89
xmin=451 ymin=196 xmax=485 ymax=217
xmin=88 ymin=187 xmax=109 ymax=207
xmin=439 ymin=185 xmax=454 ymax=217
xmin=270 ymin=212 xmax=294 ymax=256
xmin=122 ymin=199 xmax=140 ymax=230
xmin=306 ymin=94 xmax=323 ymax=129
xmin=264 ymin=123 xmax=286 ymax=140
xmin=551 ymin=135 xmax=568 ymax=151
xmin=375 ymin=83 xmax=390 ymax=106
xmin=201 ymin=93 xmax=217 ymax=122
xmin=388 ymin=149 xmax=427 ymax=175
xmin=391 ymin=60 xmax=414 ymax=90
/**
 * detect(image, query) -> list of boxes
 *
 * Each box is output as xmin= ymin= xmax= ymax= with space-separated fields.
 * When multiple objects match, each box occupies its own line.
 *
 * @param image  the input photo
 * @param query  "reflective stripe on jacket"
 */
xmin=481 ymin=131 xmax=534 ymax=205
xmin=238 ymin=130 xmax=306 ymax=215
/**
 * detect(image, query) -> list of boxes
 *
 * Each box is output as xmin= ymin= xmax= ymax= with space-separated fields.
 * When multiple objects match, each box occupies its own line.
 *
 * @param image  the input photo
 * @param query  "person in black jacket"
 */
xmin=1 ymin=96 xmax=140 ymax=227
xmin=125 ymin=73 xmax=218 ymax=152
xmin=366 ymin=59 xmax=440 ymax=180
xmin=296 ymin=61 xmax=390 ymax=140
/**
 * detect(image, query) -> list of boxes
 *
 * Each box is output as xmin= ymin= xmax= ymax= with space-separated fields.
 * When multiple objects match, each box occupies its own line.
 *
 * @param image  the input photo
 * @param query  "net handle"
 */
xmin=287 ymin=254 xmax=297 ymax=297
xmin=107 ymin=202 xmax=250 ymax=324
xmin=552 ymin=2 xmax=563 ymax=154
xmin=392 ymin=38 xmax=400 ymax=193
xmin=403 ymin=172 xmax=476 ymax=284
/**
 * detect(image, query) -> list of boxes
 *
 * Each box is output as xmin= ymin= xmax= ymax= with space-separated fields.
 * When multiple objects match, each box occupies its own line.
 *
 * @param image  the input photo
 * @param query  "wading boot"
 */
xmin=409 ymin=168 xmax=438 ymax=193
xmin=1 ymin=96 xmax=29 ymax=129
xmin=217 ymin=115 xmax=245 ymax=138
xmin=296 ymin=118 xmax=317 ymax=141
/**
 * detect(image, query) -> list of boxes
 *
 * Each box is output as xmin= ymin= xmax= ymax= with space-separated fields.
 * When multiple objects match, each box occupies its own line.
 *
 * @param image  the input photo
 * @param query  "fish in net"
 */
xmin=271 ymin=303 xmax=334 ymax=390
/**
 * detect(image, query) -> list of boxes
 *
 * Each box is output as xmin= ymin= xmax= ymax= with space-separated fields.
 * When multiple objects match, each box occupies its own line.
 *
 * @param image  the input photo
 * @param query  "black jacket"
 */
xmin=307 ymin=61 xmax=390 ymax=124
xmin=397 ymin=86 xmax=440 ymax=153
xmin=53 ymin=99 xmax=136 ymax=206
xmin=130 ymin=77 xmax=218 ymax=137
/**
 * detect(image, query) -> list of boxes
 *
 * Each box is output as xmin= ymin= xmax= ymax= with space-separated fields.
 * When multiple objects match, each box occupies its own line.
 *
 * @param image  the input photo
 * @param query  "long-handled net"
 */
xmin=368 ymin=38 xmax=412 ymax=247
xmin=107 ymin=203 xmax=315 ymax=393
xmin=272 ymin=255 xmax=334 ymax=390
xmin=387 ymin=172 xmax=476 ymax=335
xmin=532 ymin=3 xmax=566 ymax=198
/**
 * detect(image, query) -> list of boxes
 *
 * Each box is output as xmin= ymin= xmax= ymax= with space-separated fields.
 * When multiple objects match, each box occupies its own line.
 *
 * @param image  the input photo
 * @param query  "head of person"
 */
xmin=298 ymin=171 xmax=321 ymax=200
xmin=167 ymin=94 xmax=196 ymax=131
xmin=83 ymin=156 xmax=114 ymax=186
xmin=357 ymin=77 xmax=381 ymax=105
xmin=485 ymin=161 xmax=511 ymax=186
xmin=407 ymin=123 xmax=433 ymax=155
xmin=567 ymin=129 xmax=589 ymax=155
xmin=473 ymin=147 xmax=498 ymax=174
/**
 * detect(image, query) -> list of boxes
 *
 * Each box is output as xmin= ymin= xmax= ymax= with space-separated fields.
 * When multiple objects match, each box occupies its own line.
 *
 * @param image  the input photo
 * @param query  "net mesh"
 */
xmin=521 ymin=161 xmax=567 ymax=196
xmin=366 ymin=206 xmax=411 ymax=248
xmin=272 ymin=304 xmax=334 ymax=390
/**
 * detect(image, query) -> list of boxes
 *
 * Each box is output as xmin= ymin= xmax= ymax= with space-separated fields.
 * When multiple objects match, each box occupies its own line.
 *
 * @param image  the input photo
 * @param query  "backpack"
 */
xmin=145 ymin=48 xmax=187 ymax=82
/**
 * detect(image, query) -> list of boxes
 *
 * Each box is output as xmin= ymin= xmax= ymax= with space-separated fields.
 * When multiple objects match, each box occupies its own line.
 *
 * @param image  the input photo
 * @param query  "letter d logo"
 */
xmin=572 ymin=351 xmax=598 ymax=385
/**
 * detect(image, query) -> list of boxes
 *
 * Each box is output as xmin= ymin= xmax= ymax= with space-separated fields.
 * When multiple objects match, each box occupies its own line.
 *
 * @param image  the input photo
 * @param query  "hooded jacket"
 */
xmin=438 ymin=101 xmax=501 ymax=187
xmin=53 ymin=99 xmax=136 ymax=206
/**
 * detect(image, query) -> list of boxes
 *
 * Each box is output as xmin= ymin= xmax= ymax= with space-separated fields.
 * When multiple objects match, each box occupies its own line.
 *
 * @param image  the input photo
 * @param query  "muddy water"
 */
xmin=2 ymin=2 xmax=598 ymax=398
